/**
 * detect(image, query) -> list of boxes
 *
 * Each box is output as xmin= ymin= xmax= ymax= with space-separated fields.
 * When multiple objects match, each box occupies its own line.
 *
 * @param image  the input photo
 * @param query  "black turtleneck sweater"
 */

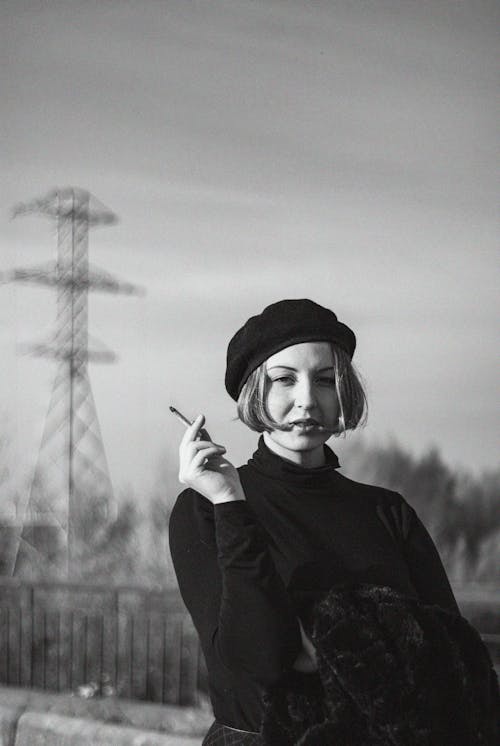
xmin=169 ymin=437 xmax=459 ymax=732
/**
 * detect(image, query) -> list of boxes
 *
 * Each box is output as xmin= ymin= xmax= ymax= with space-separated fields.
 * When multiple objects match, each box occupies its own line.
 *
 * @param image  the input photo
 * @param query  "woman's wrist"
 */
xmin=212 ymin=490 xmax=246 ymax=505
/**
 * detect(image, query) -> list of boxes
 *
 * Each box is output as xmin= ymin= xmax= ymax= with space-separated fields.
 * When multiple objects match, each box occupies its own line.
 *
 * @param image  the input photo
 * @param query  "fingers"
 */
xmin=189 ymin=445 xmax=226 ymax=470
xmin=179 ymin=445 xmax=226 ymax=484
xmin=180 ymin=414 xmax=204 ymax=446
xmin=183 ymin=440 xmax=226 ymax=458
xmin=179 ymin=431 xmax=227 ymax=483
xmin=179 ymin=414 xmax=212 ymax=446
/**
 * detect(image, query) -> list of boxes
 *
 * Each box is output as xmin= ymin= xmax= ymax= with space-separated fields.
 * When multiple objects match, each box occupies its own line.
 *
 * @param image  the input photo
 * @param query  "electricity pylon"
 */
xmin=3 ymin=187 xmax=142 ymax=577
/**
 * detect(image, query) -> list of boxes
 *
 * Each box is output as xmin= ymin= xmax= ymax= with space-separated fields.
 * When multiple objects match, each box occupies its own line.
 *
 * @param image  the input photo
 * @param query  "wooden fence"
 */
xmin=1 ymin=580 xmax=498 ymax=706
xmin=0 ymin=579 xmax=206 ymax=705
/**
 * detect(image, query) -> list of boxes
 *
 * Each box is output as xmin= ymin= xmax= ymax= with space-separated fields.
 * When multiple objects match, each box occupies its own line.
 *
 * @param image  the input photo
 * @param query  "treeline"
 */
xmin=340 ymin=439 xmax=499 ymax=585
xmin=42 ymin=439 xmax=500 ymax=587
xmin=1 ymin=438 xmax=498 ymax=587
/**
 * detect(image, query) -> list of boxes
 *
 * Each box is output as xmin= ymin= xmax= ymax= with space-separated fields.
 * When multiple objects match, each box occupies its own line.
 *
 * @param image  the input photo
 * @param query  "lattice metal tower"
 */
xmin=4 ymin=187 xmax=141 ymax=577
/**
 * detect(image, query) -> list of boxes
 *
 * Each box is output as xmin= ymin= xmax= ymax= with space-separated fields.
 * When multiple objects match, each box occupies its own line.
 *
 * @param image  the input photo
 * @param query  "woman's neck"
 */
xmin=262 ymin=432 xmax=326 ymax=468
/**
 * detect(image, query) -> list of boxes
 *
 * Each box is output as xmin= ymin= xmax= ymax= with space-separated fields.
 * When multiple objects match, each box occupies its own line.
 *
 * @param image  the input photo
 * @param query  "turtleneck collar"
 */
xmin=247 ymin=435 xmax=340 ymax=486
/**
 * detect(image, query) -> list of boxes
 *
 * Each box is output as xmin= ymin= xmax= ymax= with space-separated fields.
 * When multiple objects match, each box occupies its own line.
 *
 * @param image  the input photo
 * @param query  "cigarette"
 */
xmin=170 ymin=405 xmax=211 ymax=442
xmin=169 ymin=406 xmax=193 ymax=428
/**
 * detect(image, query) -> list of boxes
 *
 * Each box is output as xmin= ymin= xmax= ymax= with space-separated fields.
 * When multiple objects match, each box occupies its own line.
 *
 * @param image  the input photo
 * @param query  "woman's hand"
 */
xmin=178 ymin=415 xmax=246 ymax=505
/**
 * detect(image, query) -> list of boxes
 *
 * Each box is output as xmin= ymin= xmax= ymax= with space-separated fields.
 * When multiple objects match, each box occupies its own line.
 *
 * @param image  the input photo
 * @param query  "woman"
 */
xmin=169 ymin=299 xmax=498 ymax=745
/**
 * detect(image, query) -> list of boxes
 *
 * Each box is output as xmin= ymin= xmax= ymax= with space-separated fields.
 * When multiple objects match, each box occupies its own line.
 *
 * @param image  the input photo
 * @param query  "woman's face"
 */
xmin=263 ymin=341 xmax=339 ymax=467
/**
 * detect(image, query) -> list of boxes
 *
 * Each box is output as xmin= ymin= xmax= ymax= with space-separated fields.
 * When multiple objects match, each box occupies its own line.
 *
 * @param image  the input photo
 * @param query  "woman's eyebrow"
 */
xmin=267 ymin=365 xmax=335 ymax=372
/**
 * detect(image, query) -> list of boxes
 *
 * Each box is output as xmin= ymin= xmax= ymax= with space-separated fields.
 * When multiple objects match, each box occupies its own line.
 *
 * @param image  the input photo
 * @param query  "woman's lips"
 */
xmin=288 ymin=419 xmax=323 ymax=431
xmin=279 ymin=418 xmax=333 ymax=432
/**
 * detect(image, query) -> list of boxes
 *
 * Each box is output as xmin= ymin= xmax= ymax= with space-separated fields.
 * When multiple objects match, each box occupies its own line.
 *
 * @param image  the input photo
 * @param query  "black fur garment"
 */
xmin=260 ymin=585 xmax=499 ymax=746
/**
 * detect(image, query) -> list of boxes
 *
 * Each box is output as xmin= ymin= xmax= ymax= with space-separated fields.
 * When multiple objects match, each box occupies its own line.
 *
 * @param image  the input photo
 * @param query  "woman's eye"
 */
xmin=272 ymin=376 xmax=294 ymax=384
xmin=317 ymin=377 xmax=335 ymax=386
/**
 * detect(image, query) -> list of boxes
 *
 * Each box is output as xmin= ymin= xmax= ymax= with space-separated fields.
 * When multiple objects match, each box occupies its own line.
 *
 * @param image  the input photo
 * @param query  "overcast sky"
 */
xmin=1 ymin=0 xmax=498 ymax=503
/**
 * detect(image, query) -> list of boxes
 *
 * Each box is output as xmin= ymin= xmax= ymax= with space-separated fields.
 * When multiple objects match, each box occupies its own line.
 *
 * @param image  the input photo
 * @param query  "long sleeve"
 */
xmin=401 ymin=502 xmax=460 ymax=615
xmin=169 ymin=489 xmax=301 ymax=686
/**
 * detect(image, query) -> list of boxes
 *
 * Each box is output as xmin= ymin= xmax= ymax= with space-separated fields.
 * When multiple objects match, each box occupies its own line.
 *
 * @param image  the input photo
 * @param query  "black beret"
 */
xmin=225 ymin=299 xmax=356 ymax=401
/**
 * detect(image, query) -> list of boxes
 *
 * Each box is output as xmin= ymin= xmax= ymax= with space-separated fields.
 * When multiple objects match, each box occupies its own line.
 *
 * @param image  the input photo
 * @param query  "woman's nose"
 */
xmin=294 ymin=378 xmax=316 ymax=408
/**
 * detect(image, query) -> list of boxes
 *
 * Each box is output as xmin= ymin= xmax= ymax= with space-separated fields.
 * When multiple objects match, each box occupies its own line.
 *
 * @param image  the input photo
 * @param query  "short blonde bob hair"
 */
xmin=237 ymin=343 xmax=367 ymax=435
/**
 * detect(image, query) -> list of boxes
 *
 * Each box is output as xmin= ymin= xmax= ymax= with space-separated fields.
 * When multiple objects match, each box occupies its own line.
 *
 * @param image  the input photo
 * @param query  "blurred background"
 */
xmin=1 ymin=0 xmax=498 ymax=732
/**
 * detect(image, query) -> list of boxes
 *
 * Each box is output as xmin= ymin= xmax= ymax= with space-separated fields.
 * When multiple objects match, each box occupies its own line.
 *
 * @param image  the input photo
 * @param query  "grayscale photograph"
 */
xmin=1 ymin=2 xmax=498 ymax=744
